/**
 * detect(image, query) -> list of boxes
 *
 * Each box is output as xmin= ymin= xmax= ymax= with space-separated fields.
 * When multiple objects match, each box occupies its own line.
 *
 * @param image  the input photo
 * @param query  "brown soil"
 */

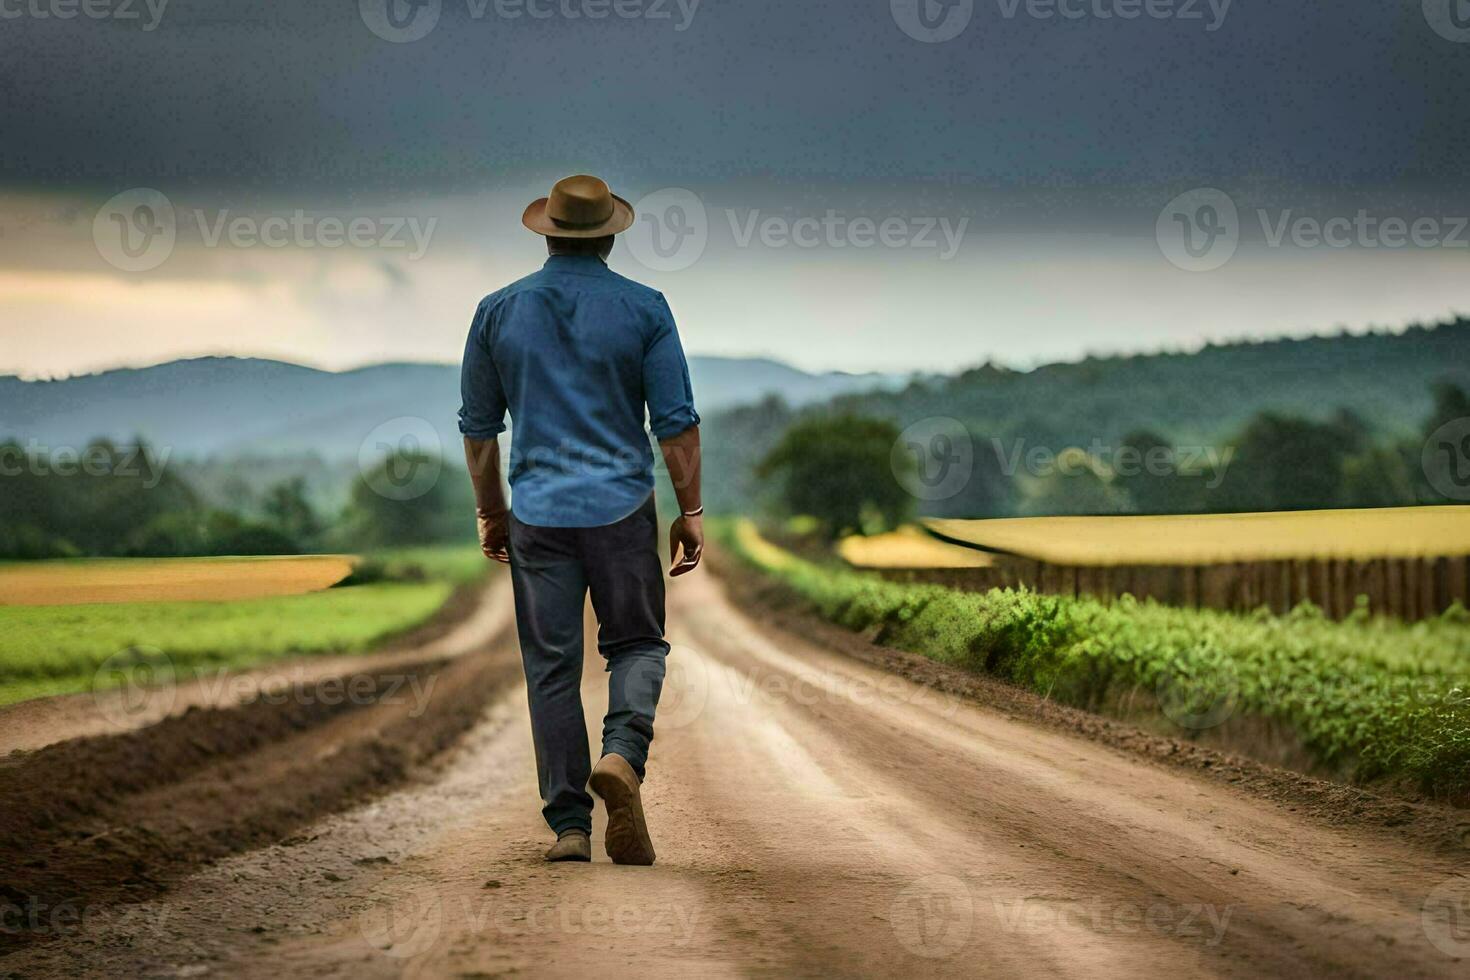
xmin=0 ymin=578 xmax=517 ymax=954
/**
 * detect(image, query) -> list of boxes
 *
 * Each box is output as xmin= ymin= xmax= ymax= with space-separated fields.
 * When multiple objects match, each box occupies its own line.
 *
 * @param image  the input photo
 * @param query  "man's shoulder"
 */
xmin=601 ymin=266 xmax=665 ymax=306
xmin=481 ymin=269 xmax=544 ymax=306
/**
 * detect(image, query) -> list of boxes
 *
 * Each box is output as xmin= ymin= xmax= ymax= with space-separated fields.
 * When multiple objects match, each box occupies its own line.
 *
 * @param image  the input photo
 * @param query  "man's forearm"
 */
xmin=657 ymin=425 xmax=702 ymax=515
xmin=463 ymin=436 xmax=509 ymax=516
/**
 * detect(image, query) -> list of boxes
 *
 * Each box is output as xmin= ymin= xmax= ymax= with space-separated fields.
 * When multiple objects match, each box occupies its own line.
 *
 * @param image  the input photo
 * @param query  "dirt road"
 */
xmin=4 ymin=570 xmax=1468 ymax=978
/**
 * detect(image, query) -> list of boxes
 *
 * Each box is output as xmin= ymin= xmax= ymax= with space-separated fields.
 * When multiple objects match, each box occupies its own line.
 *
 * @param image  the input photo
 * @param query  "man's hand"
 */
xmin=668 ymin=513 xmax=703 ymax=576
xmin=465 ymin=436 xmax=511 ymax=563
xmin=657 ymin=425 xmax=703 ymax=577
xmin=477 ymin=508 xmax=511 ymax=563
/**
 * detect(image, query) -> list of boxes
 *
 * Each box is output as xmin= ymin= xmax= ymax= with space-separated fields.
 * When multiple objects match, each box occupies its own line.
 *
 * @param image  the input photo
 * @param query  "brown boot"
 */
xmin=545 ymin=828 xmax=591 ymax=862
xmin=589 ymin=754 xmax=655 ymax=866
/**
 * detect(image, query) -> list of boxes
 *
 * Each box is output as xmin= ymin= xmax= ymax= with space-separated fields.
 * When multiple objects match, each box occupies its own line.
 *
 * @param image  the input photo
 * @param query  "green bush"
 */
xmin=723 ymin=520 xmax=1470 ymax=801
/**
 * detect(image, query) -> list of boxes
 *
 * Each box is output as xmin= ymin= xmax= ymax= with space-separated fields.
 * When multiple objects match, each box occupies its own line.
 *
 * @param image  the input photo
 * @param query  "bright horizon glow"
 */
xmin=4 ymin=189 xmax=1469 ymax=382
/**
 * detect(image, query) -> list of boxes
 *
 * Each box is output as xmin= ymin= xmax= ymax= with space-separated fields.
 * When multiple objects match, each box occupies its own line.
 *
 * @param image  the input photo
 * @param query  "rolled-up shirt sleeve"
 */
xmin=458 ymin=299 xmax=508 ymax=439
xmin=643 ymin=294 xmax=700 ymax=440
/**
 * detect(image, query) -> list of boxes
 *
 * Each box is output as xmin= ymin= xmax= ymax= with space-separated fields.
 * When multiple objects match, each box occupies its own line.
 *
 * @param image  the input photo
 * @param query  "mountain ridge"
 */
xmin=0 ymin=354 xmax=914 ymax=458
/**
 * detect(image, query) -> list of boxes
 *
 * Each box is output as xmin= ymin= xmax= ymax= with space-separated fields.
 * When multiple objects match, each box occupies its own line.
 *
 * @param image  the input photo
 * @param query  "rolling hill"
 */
xmin=0 ymin=355 xmax=912 ymax=459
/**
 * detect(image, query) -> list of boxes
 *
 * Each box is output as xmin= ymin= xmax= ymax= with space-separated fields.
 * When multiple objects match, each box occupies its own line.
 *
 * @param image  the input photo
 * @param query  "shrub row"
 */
xmin=722 ymin=520 xmax=1470 ymax=801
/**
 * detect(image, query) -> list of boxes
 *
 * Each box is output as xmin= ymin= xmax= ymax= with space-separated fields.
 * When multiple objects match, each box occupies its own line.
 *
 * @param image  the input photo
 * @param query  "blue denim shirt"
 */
xmin=458 ymin=254 xmax=700 ymax=528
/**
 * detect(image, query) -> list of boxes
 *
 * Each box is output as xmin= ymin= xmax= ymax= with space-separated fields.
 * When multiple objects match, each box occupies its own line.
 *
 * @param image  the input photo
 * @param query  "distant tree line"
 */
xmin=0 ymin=440 xmax=473 ymax=560
xmin=709 ymin=317 xmax=1470 ymax=523
xmin=754 ymin=382 xmax=1470 ymax=539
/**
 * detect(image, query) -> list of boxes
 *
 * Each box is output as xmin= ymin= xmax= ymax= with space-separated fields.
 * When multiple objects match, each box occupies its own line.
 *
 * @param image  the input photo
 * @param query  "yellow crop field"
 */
xmin=924 ymin=506 xmax=1470 ymax=567
xmin=838 ymin=526 xmax=993 ymax=569
xmin=0 ymin=555 xmax=356 ymax=606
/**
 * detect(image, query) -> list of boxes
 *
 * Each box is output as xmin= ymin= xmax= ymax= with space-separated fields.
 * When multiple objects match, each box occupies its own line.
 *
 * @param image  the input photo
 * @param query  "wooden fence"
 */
xmin=877 ymin=555 xmax=1470 ymax=622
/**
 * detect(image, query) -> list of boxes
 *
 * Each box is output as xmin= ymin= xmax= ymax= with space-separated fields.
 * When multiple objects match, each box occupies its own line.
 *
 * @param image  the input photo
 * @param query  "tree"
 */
xmin=756 ymin=414 xmax=912 ymax=538
xmin=1339 ymin=445 xmax=1416 ymax=508
xmin=342 ymin=450 xmax=473 ymax=547
xmin=262 ymin=476 xmax=323 ymax=547
xmin=1213 ymin=411 xmax=1365 ymax=512
xmin=1113 ymin=429 xmax=1202 ymax=514
xmin=1420 ymin=381 xmax=1470 ymax=503
xmin=1423 ymin=381 xmax=1470 ymax=439
xmin=1021 ymin=447 xmax=1127 ymax=516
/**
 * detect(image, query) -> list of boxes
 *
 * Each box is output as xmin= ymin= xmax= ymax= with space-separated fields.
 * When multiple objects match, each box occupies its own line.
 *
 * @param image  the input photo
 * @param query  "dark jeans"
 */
xmin=508 ymin=494 xmax=669 ymax=835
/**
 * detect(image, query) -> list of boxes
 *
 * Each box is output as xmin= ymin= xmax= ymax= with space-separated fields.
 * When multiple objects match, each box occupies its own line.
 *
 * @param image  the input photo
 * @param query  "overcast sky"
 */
xmin=3 ymin=0 xmax=1469 ymax=377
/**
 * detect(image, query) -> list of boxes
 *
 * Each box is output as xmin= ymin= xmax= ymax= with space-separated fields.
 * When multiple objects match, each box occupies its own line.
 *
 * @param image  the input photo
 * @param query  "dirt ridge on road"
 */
xmin=0 ymin=579 xmax=518 ymax=952
xmin=716 ymin=554 xmax=1470 ymax=856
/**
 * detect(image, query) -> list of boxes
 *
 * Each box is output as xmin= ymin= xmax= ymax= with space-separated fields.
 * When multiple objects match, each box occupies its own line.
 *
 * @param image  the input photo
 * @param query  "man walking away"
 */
xmin=458 ymin=175 xmax=704 ymax=866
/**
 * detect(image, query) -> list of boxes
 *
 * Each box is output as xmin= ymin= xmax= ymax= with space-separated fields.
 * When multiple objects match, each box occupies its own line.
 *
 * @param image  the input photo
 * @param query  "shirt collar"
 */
xmin=543 ymin=254 xmax=609 ymax=276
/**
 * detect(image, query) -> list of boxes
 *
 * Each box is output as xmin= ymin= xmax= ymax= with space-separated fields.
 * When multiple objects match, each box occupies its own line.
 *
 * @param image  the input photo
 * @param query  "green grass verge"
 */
xmin=339 ymin=545 xmax=492 ymax=586
xmin=0 ymin=545 xmax=489 ymax=707
xmin=721 ymin=520 xmax=1470 ymax=801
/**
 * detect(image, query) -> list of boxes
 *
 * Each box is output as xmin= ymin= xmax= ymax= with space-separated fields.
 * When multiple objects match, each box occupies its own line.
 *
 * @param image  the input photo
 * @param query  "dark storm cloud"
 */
xmin=1 ymin=0 xmax=1468 ymax=201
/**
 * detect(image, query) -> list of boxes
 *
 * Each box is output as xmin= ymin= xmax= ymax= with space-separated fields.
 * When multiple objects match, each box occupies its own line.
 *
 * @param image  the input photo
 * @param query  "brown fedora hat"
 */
xmin=522 ymin=174 xmax=635 ymax=238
